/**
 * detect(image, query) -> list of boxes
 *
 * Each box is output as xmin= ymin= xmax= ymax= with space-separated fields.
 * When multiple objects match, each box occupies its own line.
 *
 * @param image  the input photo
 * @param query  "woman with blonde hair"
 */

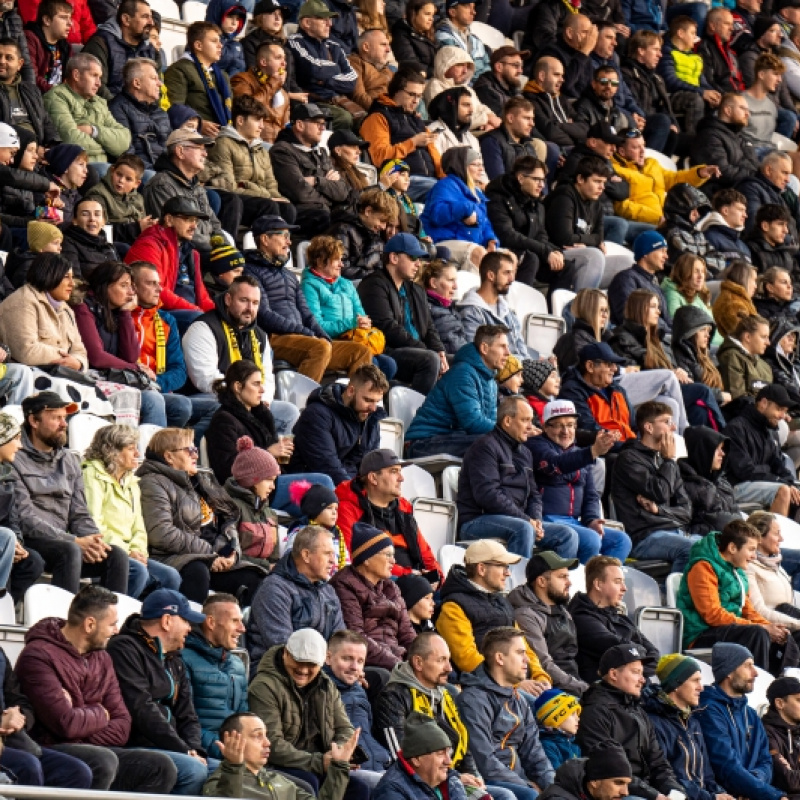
xmin=712 ymin=260 xmax=758 ymax=338
xmin=83 ymin=424 xmax=181 ymax=598
xmin=661 ymin=253 xmax=723 ymax=346
xmin=553 ymin=288 xmax=610 ymax=371
xmin=356 ymin=0 xmax=389 ymax=34
xmin=609 ymin=289 xmax=725 ymax=429
xmin=137 ymin=426 xmax=266 ymax=603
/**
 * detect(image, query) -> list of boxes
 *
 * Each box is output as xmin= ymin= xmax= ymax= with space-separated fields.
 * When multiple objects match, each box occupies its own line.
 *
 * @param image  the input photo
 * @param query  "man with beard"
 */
xmin=573 ymin=66 xmax=629 ymax=134
xmin=762 ymin=676 xmax=800 ymax=797
xmin=475 ymin=46 xmax=528 ymax=117
xmin=11 ymin=392 xmax=129 ymax=595
xmin=427 ymin=87 xmax=481 ymax=161
xmin=82 ymin=0 xmax=157 ymax=99
xmin=181 ymin=273 xmax=300 ymax=435
xmin=15 ymin=586 xmax=178 ymax=792
xmin=508 ymin=552 xmax=588 ymax=696
xmin=480 ymin=97 xmax=547 ymax=182
xmin=538 ymin=743 xmax=633 ymax=800
xmin=697 ymin=643 xmax=788 ymax=800
xmin=107 ymin=588 xmax=219 ymax=796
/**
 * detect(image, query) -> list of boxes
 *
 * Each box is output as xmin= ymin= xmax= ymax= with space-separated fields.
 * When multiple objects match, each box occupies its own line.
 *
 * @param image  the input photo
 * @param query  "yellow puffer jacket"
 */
xmin=612 ymin=154 xmax=708 ymax=224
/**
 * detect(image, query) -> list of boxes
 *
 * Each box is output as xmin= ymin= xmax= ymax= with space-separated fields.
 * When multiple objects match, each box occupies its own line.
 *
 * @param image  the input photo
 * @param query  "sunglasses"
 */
xmin=597 ymin=77 xmax=620 ymax=86
xmin=623 ymin=128 xmax=643 ymax=138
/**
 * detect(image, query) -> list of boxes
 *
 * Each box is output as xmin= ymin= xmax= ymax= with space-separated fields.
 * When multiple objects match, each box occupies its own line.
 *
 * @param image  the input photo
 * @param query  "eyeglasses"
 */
xmin=547 ymin=422 xmax=577 ymax=431
xmin=500 ymin=60 xmax=523 ymax=68
xmin=596 ymin=78 xmax=620 ymax=86
xmin=172 ymin=446 xmax=199 ymax=457
xmin=402 ymin=89 xmax=423 ymax=100
xmin=269 ymin=230 xmax=291 ymax=238
xmin=521 ymin=174 xmax=546 ymax=183
xmin=483 ymin=561 xmax=512 ymax=572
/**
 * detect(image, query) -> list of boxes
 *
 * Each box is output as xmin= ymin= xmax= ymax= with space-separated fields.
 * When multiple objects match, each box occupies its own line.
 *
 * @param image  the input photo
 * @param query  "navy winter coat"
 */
xmin=109 ymin=91 xmax=171 ymax=171
xmin=181 ymin=629 xmax=248 ymax=759
xmin=608 ymin=263 xmax=672 ymax=331
xmin=737 ymin=171 xmax=798 ymax=238
xmin=205 ymin=0 xmax=246 ymax=77
xmin=701 ymin=221 xmax=752 ymax=265
xmin=426 ymin=294 xmax=468 ymax=356
xmin=288 ymin=382 xmax=386 ymax=486
xmin=374 ymin=758 xmax=468 ymax=800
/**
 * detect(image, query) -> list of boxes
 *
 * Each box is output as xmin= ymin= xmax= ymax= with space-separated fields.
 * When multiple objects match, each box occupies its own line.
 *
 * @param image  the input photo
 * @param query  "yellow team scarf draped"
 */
xmin=154 ymin=313 xmax=167 ymax=375
xmin=222 ymin=320 xmax=264 ymax=380
xmin=409 ymin=687 xmax=468 ymax=766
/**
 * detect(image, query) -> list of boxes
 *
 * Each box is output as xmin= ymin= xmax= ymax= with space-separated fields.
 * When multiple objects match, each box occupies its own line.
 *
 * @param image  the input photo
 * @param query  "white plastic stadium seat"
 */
xmin=524 ymin=314 xmax=565 ymax=358
xmin=181 ymin=0 xmax=207 ymax=22
xmin=635 ymin=607 xmax=683 ymax=656
xmin=401 ymin=463 xmax=437 ymax=501
xmin=379 ymin=417 xmax=404 ymax=458
xmin=295 ymin=241 xmax=310 ymax=273
xmin=507 ymin=556 xmax=528 ymax=590
xmin=749 ymin=666 xmax=774 ymax=714
xmin=413 ymin=498 xmax=457 ymax=556
xmin=275 ymin=370 xmax=320 ymax=410
xmin=454 ymin=270 xmax=480 ymax=302
xmin=172 ymin=43 xmax=186 ymax=63
xmin=150 ymin=0 xmax=181 ymax=19
xmin=24 ymin=584 xmax=74 ymax=626
xmin=159 ymin=22 xmax=187 ymax=66
xmin=550 ymin=289 xmax=575 ymax=319
xmin=506 ymin=282 xmax=547 ymax=318
xmin=665 ymin=572 xmax=682 ymax=608
xmin=138 ymin=423 xmax=162 ymax=457
xmin=0 ymin=592 xmax=14 ymax=625
xmin=199 ymin=437 xmax=210 ymax=468
xmin=387 ymin=386 xmax=425 ymax=432
xmin=441 ymin=465 xmax=460 ymax=502
xmin=0 ymin=626 xmax=27 ymax=666
xmin=115 ymin=593 xmax=142 ymax=625
xmin=621 ymin=566 xmax=661 ymax=615
xmin=68 ymin=414 xmax=112 ymax=458
xmin=439 ymin=543 xmax=465 ymax=577
xmin=470 ymin=21 xmax=506 ymax=50
xmin=777 ymin=515 xmax=800 ymax=550
xmin=569 ymin=563 xmax=585 ymax=597
xmin=243 ymin=232 xmax=255 ymax=250
xmin=645 ymin=148 xmax=677 ymax=172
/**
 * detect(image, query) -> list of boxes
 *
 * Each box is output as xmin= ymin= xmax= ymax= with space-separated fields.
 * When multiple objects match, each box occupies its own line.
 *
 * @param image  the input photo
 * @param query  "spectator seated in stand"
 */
xmin=761 ymin=676 xmax=800 ymax=799
xmin=347 ymin=28 xmax=392 ymax=113
xmin=24 ymin=0 xmax=74 ymax=96
xmin=747 ymin=205 xmax=799 ymax=281
xmin=696 ymin=189 xmax=752 ymax=268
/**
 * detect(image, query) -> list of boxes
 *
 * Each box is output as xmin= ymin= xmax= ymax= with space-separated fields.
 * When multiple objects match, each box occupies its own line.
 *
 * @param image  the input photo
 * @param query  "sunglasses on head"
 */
xmin=623 ymin=128 xmax=643 ymax=138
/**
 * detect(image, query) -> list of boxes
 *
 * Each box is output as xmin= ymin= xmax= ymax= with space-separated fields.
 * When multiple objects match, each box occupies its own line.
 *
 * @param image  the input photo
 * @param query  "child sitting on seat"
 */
xmin=287 ymin=482 xmax=349 ymax=576
xmin=534 ymin=689 xmax=582 ymax=770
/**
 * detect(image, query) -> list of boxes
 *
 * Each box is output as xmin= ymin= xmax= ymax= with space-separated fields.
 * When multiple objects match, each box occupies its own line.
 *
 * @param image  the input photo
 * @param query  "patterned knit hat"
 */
xmin=656 ymin=654 xmax=701 ymax=693
xmin=350 ymin=521 xmax=392 ymax=567
xmin=208 ymin=235 xmax=245 ymax=277
xmin=0 ymin=413 xmax=20 ymax=447
xmin=522 ymin=359 xmax=556 ymax=394
xmin=27 ymin=221 xmax=63 ymax=253
xmin=533 ymin=689 xmax=581 ymax=728
xmin=231 ymin=436 xmax=280 ymax=488
xmin=496 ymin=355 xmax=522 ymax=384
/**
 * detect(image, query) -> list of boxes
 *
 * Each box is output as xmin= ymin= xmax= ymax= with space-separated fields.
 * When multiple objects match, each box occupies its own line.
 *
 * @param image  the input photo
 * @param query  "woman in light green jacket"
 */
xmin=661 ymin=253 xmax=723 ymax=347
xmin=82 ymin=424 xmax=180 ymax=598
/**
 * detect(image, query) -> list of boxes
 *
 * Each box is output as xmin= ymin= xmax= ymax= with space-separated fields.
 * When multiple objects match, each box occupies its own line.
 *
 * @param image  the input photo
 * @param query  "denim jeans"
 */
xmin=631 ymin=529 xmax=700 ymax=573
xmin=604 ymin=215 xmax=629 ymax=245
xmin=778 ymin=548 xmax=800 ymax=591
xmin=405 ymin=432 xmax=482 ymax=459
xmin=1 ymin=747 xmax=93 ymax=788
xmin=0 ymin=526 xmax=17 ymax=591
xmin=169 ymin=310 xmax=204 ymax=336
xmin=778 ymin=107 xmax=798 ymax=138
xmin=150 ymin=752 xmax=219 ymax=796
xmin=272 ymin=473 xmax=335 ymax=516
xmin=139 ymin=390 xmax=167 ymax=427
xmin=487 ymin=787 xmax=519 ymax=800
xmin=488 ymin=782 xmax=539 ymax=800
xmin=128 ymin=557 xmax=182 ymax=598
xmin=544 ymin=515 xmax=632 ymax=563
xmin=460 ymin=516 xmax=579 ymax=559
xmin=408 ymin=176 xmax=437 ymax=203
xmin=163 ymin=393 xmax=220 ymax=445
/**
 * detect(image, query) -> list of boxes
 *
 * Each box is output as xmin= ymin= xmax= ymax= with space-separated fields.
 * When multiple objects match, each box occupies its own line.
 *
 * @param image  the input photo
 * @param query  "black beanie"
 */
xmin=396 ymin=574 xmax=434 ymax=611
xmin=584 ymin=743 xmax=632 ymax=782
xmin=300 ymin=484 xmax=339 ymax=520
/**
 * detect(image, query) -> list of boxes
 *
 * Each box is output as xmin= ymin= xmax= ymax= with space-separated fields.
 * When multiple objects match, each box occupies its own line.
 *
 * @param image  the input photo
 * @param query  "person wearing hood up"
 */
xmin=81 ymin=0 xmax=158 ymax=100
xmin=677 ymin=426 xmax=740 ymax=537
xmin=763 ymin=315 xmax=800 ymax=465
xmin=696 ymin=188 xmax=752 ymax=268
xmin=427 ymin=86 xmax=482 ymax=161
xmin=424 ymin=46 xmax=500 ymax=132
xmin=435 ymin=0 xmax=489 ymax=82
xmin=169 ymin=102 xmax=202 ymax=132
xmin=205 ymin=0 xmax=246 ymax=77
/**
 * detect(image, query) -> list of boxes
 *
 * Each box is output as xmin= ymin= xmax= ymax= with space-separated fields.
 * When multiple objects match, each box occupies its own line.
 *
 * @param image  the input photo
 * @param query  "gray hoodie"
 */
xmin=458 ymin=287 xmax=530 ymax=358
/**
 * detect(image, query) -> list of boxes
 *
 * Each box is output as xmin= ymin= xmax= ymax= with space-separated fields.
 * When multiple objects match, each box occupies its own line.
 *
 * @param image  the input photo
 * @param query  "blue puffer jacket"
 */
xmin=539 ymin=727 xmax=581 ymax=772
xmin=181 ymin=629 xmax=248 ymax=759
xmin=696 ymin=683 xmax=783 ymax=800
xmin=325 ymin=668 xmax=391 ymax=772
xmin=245 ymin=551 xmax=345 ymax=678
xmin=288 ymin=382 xmax=386 ymax=485
xmin=737 ymin=171 xmax=798 ymax=238
xmin=108 ymin=91 xmax=171 ymax=171
xmin=699 ymin=215 xmax=752 ymax=267
xmin=243 ymin=250 xmax=329 ymax=339
xmin=374 ymin=757 xmax=469 ymax=800
xmin=300 ymin=268 xmax=364 ymax=339
xmin=527 ymin=434 xmax=600 ymax=524
xmin=406 ymin=343 xmax=496 ymax=441
xmin=642 ymin=689 xmax=727 ymax=800
xmin=421 ymin=175 xmax=497 ymax=246
xmin=205 ymin=0 xmax=246 ymax=77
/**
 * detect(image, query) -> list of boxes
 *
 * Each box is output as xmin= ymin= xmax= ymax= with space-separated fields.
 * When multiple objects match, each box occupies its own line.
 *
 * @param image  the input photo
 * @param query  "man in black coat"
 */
xmin=474 ymin=45 xmax=528 ymax=117
xmin=577 ymin=643 xmax=684 ymax=800
xmin=573 ymin=65 xmax=630 ymax=132
xmin=288 ymin=365 xmax=388 ymax=485
xmin=479 ymin=96 xmax=547 ymax=181
xmin=537 ymin=14 xmax=597 ymax=101
xmin=738 ymin=150 xmax=799 ymax=238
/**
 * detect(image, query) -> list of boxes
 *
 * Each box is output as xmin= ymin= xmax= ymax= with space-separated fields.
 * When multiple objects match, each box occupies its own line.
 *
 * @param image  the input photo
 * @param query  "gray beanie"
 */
xmin=712 ymin=642 xmax=753 ymax=683
xmin=401 ymin=712 xmax=452 ymax=758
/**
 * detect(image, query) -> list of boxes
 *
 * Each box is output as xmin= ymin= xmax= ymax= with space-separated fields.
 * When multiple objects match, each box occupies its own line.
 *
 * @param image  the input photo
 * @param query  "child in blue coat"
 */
xmin=534 ymin=689 xmax=582 ymax=770
xmin=205 ymin=0 xmax=247 ymax=76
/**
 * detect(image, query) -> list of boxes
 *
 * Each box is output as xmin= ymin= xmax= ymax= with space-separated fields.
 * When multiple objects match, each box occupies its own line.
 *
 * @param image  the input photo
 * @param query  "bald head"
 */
xmin=534 ymin=55 xmax=565 ymax=94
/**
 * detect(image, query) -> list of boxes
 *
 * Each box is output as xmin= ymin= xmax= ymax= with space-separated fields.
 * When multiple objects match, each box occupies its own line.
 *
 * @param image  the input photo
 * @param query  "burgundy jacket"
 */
xmin=15 ymin=617 xmax=132 ymax=746
xmin=329 ymin=565 xmax=416 ymax=670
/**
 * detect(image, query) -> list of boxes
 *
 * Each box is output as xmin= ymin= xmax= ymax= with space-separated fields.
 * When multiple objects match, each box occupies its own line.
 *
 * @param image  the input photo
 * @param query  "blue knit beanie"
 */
xmin=712 ymin=642 xmax=753 ymax=683
xmin=633 ymin=230 xmax=667 ymax=262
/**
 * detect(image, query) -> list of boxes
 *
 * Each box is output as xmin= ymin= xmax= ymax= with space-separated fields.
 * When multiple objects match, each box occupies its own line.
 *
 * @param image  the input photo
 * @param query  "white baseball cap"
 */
xmin=286 ymin=628 xmax=327 ymax=666
xmin=0 ymin=123 xmax=19 ymax=149
xmin=543 ymin=400 xmax=578 ymax=424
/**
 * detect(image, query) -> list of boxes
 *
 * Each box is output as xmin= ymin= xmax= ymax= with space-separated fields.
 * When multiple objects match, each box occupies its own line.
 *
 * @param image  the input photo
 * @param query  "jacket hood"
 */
xmin=432 ymin=45 xmax=475 ymax=82
xmin=206 ymin=0 xmax=247 ymax=34
xmin=19 ymin=428 xmax=64 ymax=466
xmin=699 ymin=682 xmax=748 ymax=712
xmin=671 ymin=304 xmax=717 ymax=345
xmin=697 ymin=210 xmax=744 ymax=234
xmin=136 ymin=456 xmax=193 ymax=489
xmin=439 ymin=562 xmax=484 ymax=604
xmin=24 ymin=617 xmax=82 ymax=656
xmin=663 ymin=183 xmax=712 ymax=220
xmin=167 ymin=104 xmax=202 ymax=130
xmin=441 ymin=146 xmax=477 ymax=183
xmin=683 ymin=425 xmax=729 ymax=479
xmin=458 ymin=662 xmax=511 ymax=695
xmin=183 ymin=629 xmax=228 ymax=666
xmin=386 ymin=660 xmax=445 ymax=702
xmin=428 ymin=87 xmax=472 ymax=140
xmin=217 ymin=125 xmax=263 ymax=149
xmin=223 ymin=475 xmax=258 ymax=507
xmin=762 ymin=706 xmax=800 ymax=732
xmin=97 ymin=19 xmax=124 ymax=39
xmin=305 ymin=381 xmax=365 ymax=424
xmin=769 ymin=315 xmax=800 ymax=351
xmin=451 ymin=342 xmax=495 ymax=379
xmin=581 ymin=679 xmax=641 ymax=710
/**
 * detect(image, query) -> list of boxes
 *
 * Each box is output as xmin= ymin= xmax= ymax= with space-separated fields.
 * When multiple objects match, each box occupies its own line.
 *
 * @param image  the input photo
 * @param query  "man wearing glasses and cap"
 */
xmin=270 ymin=102 xmax=354 ymax=235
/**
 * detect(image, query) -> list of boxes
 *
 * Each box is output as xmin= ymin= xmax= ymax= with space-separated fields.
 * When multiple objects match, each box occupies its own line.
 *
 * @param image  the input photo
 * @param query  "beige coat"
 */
xmin=0 ymin=284 xmax=88 ymax=370
xmin=746 ymin=557 xmax=800 ymax=629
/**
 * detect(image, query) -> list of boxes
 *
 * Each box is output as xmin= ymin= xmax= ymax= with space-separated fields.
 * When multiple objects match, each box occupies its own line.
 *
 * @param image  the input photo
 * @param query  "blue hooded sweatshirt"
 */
xmin=695 ymin=683 xmax=783 ymax=800
xmin=205 ymin=0 xmax=246 ymax=77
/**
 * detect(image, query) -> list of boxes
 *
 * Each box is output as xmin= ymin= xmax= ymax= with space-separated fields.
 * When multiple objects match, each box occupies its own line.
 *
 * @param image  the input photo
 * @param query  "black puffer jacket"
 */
xmin=0 ymin=76 xmax=58 ymax=146
xmin=691 ymin=115 xmax=760 ymax=190
xmin=572 ymin=87 xmax=630 ymax=131
xmin=678 ymin=426 xmax=739 ymax=536
xmin=738 ymin=170 xmax=799 ymax=239
xmin=390 ymin=19 xmax=437 ymax=76
xmin=60 ymin=225 xmax=118 ymax=280
xmin=671 ymin=304 xmax=718 ymax=385
xmin=607 ymin=318 xmax=675 ymax=369
xmin=426 ymin=292 xmax=468 ymax=356
xmin=479 ymin=124 xmax=544 ymax=181
xmin=553 ymin=318 xmax=604 ymax=373
xmin=523 ymin=82 xmax=587 ymax=148
xmin=755 ymin=295 xmax=797 ymax=323
xmin=620 ymin=56 xmax=676 ymax=121
xmin=763 ymin=315 xmax=800 ymax=406
xmin=106 ymin=614 xmax=203 ymax=753
xmin=108 ymin=91 xmax=171 ymax=171
xmin=474 ymin=72 xmax=521 ymax=117
xmin=326 ymin=212 xmax=386 ymax=280
xmin=577 ymin=681 xmax=683 ymax=800
xmin=557 ymin=143 xmax=629 ymax=217
xmin=566 ymin=591 xmax=659 ymax=683
xmin=748 ymin=233 xmax=799 ymax=282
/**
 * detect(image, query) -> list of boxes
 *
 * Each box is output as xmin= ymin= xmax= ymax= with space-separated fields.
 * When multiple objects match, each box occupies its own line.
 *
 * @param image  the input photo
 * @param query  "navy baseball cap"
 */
xmin=140 ymin=589 xmax=206 ymax=624
xmin=384 ymin=233 xmax=429 ymax=259
xmin=578 ymin=342 xmax=627 ymax=366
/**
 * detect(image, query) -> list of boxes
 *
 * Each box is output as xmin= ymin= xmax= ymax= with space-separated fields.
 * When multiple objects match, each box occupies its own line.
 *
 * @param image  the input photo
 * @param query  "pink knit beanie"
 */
xmin=231 ymin=436 xmax=280 ymax=488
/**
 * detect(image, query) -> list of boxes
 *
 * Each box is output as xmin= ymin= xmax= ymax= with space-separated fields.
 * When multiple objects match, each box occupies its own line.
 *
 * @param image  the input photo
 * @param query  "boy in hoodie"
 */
xmin=428 ymin=86 xmax=482 ymax=159
xmin=698 ymin=188 xmax=752 ymax=267
xmin=533 ymin=690 xmax=581 ymax=772
xmin=204 ymin=95 xmax=295 ymax=233
xmin=205 ymin=0 xmax=246 ymax=78
xmin=762 ymin=675 xmax=800 ymax=798
xmin=678 ymin=426 xmax=740 ymax=537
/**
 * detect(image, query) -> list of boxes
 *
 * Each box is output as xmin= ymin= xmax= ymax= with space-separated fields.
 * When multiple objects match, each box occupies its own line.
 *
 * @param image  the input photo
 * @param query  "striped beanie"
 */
xmin=208 ymin=235 xmax=245 ymax=277
xmin=350 ymin=522 xmax=392 ymax=567
xmin=533 ymin=689 xmax=581 ymax=728
xmin=657 ymin=654 xmax=701 ymax=693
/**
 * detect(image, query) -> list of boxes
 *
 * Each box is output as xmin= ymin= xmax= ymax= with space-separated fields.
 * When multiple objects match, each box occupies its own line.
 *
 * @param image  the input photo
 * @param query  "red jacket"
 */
xmin=19 ymin=0 xmax=95 ymax=45
xmin=335 ymin=478 xmax=442 ymax=579
xmin=15 ymin=617 xmax=131 ymax=746
xmin=125 ymin=224 xmax=214 ymax=313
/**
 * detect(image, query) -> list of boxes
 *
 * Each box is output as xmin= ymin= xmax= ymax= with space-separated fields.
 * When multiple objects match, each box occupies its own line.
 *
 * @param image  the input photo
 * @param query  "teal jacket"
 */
xmin=300 ymin=269 xmax=365 ymax=339
xmin=181 ymin=629 xmax=248 ymax=759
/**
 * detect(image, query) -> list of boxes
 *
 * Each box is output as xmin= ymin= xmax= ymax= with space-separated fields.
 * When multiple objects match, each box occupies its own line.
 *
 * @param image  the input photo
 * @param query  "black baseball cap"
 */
xmin=359 ymin=448 xmax=408 ymax=476
xmin=22 ymin=391 xmax=79 ymax=418
xmin=598 ymin=643 xmax=654 ymax=676
xmin=253 ymin=0 xmax=286 ymax=13
xmin=586 ymin=121 xmax=626 ymax=145
xmin=525 ymin=551 xmax=579 ymax=582
xmin=768 ymin=676 xmax=800 ymax=703
xmin=251 ymin=215 xmax=300 ymax=239
xmin=328 ymin=130 xmax=369 ymax=150
xmin=756 ymin=383 xmax=799 ymax=411
xmin=162 ymin=196 xmax=210 ymax=221
xmin=291 ymin=102 xmax=330 ymax=122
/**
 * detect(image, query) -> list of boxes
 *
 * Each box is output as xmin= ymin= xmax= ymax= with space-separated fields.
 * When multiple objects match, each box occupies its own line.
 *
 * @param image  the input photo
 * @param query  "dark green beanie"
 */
xmin=402 ymin=712 xmax=452 ymax=758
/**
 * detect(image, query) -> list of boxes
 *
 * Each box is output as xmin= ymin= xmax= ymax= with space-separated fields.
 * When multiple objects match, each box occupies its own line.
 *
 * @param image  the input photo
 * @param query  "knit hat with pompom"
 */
xmin=289 ymin=480 xmax=339 ymax=520
xmin=231 ymin=436 xmax=280 ymax=488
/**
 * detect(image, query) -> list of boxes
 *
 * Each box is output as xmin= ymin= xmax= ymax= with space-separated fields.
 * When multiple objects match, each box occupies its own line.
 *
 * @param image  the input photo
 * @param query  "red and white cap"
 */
xmin=542 ymin=400 xmax=578 ymax=424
